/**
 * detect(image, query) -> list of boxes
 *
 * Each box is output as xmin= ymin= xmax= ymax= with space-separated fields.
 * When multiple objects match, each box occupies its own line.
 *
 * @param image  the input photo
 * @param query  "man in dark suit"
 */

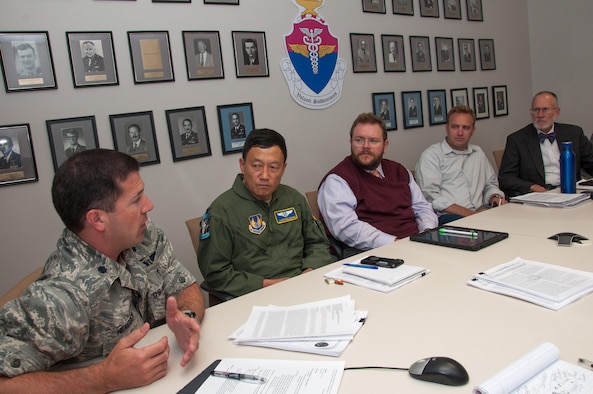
xmin=408 ymin=97 xmax=418 ymax=118
xmin=180 ymin=119 xmax=199 ymax=145
xmin=230 ymin=113 xmax=246 ymax=139
xmin=64 ymin=128 xmax=87 ymax=158
xmin=498 ymin=91 xmax=593 ymax=197
xmin=0 ymin=135 xmax=21 ymax=169
xmin=81 ymin=41 xmax=104 ymax=73
xmin=126 ymin=124 xmax=147 ymax=153
xmin=243 ymin=39 xmax=259 ymax=66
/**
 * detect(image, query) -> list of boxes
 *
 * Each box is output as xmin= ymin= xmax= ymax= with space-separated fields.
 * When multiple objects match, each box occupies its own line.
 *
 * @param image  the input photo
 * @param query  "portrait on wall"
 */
xmin=451 ymin=87 xmax=469 ymax=107
xmin=427 ymin=89 xmax=447 ymax=125
xmin=419 ymin=0 xmax=439 ymax=18
xmin=381 ymin=34 xmax=405 ymax=72
xmin=165 ymin=106 xmax=212 ymax=162
xmin=458 ymin=38 xmax=476 ymax=71
xmin=0 ymin=124 xmax=38 ymax=187
xmin=401 ymin=91 xmax=423 ymax=129
xmin=128 ymin=31 xmax=174 ymax=83
xmin=0 ymin=31 xmax=57 ymax=92
xmin=217 ymin=102 xmax=255 ymax=155
xmin=492 ymin=85 xmax=508 ymax=117
xmin=479 ymin=39 xmax=496 ymax=70
xmin=392 ymin=0 xmax=414 ymax=15
xmin=110 ymin=111 xmax=160 ymax=166
xmin=443 ymin=0 xmax=461 ymax=19
xmin=66 ymin=31 xmax=119 ymax=88
xmin=372 ymin=92 xmax=397 ymax=131
xmin=410 ymin=36 xmax=431 ymax=72
xmin=46 ymin=116 xmax=99 ymax=171
xmin=473 ymin=87 xmax=490 ymax=119
xmin=466 ymin=0 xmax=483 ymax=21
xmin=182 ymin=31 xmax=224 ymax=80
xmin=363 ymin=0 xmax=386 ymax=14
xmin=232 ymin=31 xmax=269 ymax=78
xmin=435 ymin=37 xmax=455 ymax=71
xmin=350 ymin=33 xmax=377 ymax=73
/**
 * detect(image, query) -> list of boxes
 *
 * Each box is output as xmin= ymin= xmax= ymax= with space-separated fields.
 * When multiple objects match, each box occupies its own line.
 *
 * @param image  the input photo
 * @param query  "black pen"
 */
xmin=210 ymin=370 xmax=266 ymax=384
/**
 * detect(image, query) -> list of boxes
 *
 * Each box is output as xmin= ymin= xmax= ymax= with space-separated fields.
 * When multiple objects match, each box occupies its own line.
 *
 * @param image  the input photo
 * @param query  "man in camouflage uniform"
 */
xmin=198 ymin=129 xmax=333 ymax=297
xmin=0 ymin=149 xmax=204 ymax=392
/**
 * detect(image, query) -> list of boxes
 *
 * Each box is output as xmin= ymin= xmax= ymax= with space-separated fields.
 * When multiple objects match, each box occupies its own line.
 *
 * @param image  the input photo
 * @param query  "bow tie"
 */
xmin=538 ymin=132 xmax=555 ymax=144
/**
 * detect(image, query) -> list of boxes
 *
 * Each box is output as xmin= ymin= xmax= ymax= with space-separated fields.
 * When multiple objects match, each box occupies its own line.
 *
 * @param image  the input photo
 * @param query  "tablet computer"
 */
xmin=409 ymin=225 xmax=509 ymax=251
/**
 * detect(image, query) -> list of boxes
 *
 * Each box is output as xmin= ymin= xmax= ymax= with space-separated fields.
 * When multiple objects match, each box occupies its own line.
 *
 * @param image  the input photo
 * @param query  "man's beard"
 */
xmin=352 ymin=149 xmax=382 ymax=171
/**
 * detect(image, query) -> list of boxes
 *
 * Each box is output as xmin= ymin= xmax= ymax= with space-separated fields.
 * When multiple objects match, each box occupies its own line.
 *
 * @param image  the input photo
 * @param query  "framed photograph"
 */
xmin=427 ymin=90 xmax=447 ymax=125
xmin=435 ymin=37 xmax=455 ymax=71
xmin=0 ymin=31 xmax=57 ymax=92
xmin=66 ymin=31 xmax=118 ymax=88
xmin=350 ymin=33 xmax=377 ymax=73
xmin=458 ymin=38 xmax=476 ymax=71
xmin=372 ymin=92 xmax=397 ymax=131
xmin=451 ymin=87 xmax=469 ymax=107
xmin=478 ymin=39 xmax=496 ymax=70
xmin=165 ymin=106 xmax=212 ymax=162
xmin=127 ymin=31 xmax=174 ymax=83
xmin=492 ymin=85 xmax=508 ymax=117
xmin=473 ymin=87 xmax=489 ymax=119
xmin=217 ymin=102 xmax=255 ymax=155
xmin=46 ymin=116 xmax=99 ymax=171
xmin=109 ymin=111 xmax=160 ymax=166
xmin=410 ymin=36 xmax=431 ymax=72
xmin=381 ymin=35 xmax=405 ymax=72
xmin=401 ymin=91 xmax=423 ymax=129
xmin=182 ymin=31 xmax=224 ymax=80
xmin=466 ymin=0 xmax=483 ymax=21
xmin=204 ymin=0 xmax=238 ymax=3
xmin=232 ymin=31 xmax=269 ymax=78
xmin=363 ymin=0 xmax=386 ymax=14
xmin=443 ymin=0 xmax=461 ymax=19
xmin=0 ymin=124 xmax=38 ymax=187
xmin=419 ymin=0 xmax=439 ymax=18
xmin=392 ymin=0 xmax=414 ymax=15
xmin=152 ymin=0 xmax=190 ymax=2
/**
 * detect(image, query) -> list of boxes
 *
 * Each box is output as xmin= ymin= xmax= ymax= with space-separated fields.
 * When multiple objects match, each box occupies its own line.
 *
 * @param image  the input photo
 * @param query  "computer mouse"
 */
xmin=408 ymin=356 xmax=469 ymax=386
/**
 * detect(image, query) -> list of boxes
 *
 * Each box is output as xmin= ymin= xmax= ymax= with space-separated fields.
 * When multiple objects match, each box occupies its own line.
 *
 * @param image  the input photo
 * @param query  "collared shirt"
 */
xmin=537 ymin=125 xmax=561 ymax=186
xmin=415 ymin=140 xmax=504 ymax=213
xmin=318 ymin=164 xmax=437 ymax=250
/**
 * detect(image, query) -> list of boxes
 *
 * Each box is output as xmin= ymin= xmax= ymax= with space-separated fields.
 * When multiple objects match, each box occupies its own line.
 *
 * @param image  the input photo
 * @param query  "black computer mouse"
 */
xmin=408 ymin=356 xmax=469 ymax=386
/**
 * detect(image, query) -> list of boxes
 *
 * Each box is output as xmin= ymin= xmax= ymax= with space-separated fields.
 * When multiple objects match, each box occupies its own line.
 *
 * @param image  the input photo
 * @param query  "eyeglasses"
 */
xmin=352 ymin=137 xmax=383 ymax=147
xmin=529 ymin=107 xmax=557 ymax=115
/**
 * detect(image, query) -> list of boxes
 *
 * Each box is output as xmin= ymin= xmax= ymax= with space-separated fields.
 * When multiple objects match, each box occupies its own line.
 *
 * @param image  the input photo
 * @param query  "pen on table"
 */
xmin=210 ymin=370 xmax=266 ymax=384
xmin=578 ymin=358 xmax=593 ymax=371
xmin=438 ymin=228 xmax=478 ymax=237
xmin=343 ymin=263 xmax=379 ymax=270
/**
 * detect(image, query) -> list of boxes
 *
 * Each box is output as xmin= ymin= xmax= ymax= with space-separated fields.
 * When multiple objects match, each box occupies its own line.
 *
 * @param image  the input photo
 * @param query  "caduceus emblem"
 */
xmin=288 ymin=27 xmax=335 ymax=75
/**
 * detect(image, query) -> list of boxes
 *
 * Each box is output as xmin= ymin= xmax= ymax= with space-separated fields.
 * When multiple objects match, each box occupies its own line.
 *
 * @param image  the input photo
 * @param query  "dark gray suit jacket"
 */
xmin=498 ymin=123 xmax=593 ymax=197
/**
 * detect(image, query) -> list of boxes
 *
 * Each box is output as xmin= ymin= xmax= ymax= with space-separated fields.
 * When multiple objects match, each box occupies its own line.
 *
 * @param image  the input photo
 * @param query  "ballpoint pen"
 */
xmin=343 ymin=263 xmax=379 ymax=269
xmin=578 ymin=358 xmax=593 ymax=371
xmin=210 ymin=370 xmax=266 ymax=384
xmin=438 ymin=228 xmax=478 ymax=237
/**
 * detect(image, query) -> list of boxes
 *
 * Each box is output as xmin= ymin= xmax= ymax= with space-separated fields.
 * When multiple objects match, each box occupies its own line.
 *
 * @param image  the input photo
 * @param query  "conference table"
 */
xmin=120 ymin=198 xmax=593 ymax=393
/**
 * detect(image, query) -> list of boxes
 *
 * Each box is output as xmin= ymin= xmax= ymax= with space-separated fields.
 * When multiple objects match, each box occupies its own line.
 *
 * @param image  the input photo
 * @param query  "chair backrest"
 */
xmin=185 ymin=217 xmax=202 ymax=253
xmin=492 ymin=149 xmax=504 ymax=171
xmin=305 ymin=191 xmax=321 ymax=220
xmin=0 ymin=267 xmax=43 ymax=309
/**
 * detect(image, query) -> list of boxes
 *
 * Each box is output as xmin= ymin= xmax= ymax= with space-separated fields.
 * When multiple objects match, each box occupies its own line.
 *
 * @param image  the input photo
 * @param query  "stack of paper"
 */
xmin=468 ymin=257 xmax=593 ymax=310
xmin=229 ymin=295 xmax=367 ymax=356
xmin=324 ymin=257 xmax=429 ymax=293
xmin=510 ymin=192 xmax=590 ymax=207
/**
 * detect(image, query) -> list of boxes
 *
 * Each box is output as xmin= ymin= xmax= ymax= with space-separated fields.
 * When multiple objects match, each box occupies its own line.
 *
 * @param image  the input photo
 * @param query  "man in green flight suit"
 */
xmin=198 ymin=128 xmax=333 ymax=297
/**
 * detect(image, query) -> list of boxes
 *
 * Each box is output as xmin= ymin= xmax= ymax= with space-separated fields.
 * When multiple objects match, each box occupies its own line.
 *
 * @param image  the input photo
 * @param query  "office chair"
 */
xmin=185 ymin=217 xmax=234 ymax=307
xmin=492 ymin=149 xmax=504 ymax=172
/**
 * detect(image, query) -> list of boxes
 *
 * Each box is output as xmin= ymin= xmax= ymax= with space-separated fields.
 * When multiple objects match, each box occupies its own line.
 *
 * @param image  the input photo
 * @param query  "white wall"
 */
xmin=0 ymin=0 xmax=532 ymax=293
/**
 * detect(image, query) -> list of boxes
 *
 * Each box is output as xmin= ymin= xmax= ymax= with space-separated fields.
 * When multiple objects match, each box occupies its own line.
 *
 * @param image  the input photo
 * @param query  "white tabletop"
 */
xmin=120 ymin=200 xmax=593 ymax=393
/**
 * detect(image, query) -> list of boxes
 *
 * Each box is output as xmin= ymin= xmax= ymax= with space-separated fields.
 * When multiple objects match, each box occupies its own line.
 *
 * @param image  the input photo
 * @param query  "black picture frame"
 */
xmin=46 ymin=116 xmax=99 ymax=171
xmin=127 ymin=31 xmax=174 ymax=83
xmin=182 ymin=31 xmax=224 ymax=80
xmin=410 ymin=36 xmax=431 ymax=72
xmin=232 ymin=31 xmax=269 ymax=78
xmin=66 ymin=31 xmax=118 ymax=88
xmin=392 ymin=0 xmax=414 ymax=15
xmin=217 ymin=103 xmax=255 ymax=155
xmin=473 ymin=86 xmax=489 ymax=119
xmin=350 ymin=33 xmax=377 ymax=73
xmin=451 ymin=87 xmax=469 ymax=107
xmin=427 ymin=89 xmax=447 ymax=125
xmin=0 ymin=31 xmax=57 ymax=92
xmin=435 ymin=37 xmax=455 ymax=71
xmin=372 ymin=92 xmax=397 ymax=131
xmin=443 ymin=0 xmax=461 ymax=19
xmin=419 ymin=0 xmax=439 ymax=18
xmin=152 ymin=0 xmax=190 ymax=2
xmin=381 ymin=35 xmax=406 ymax=72
xmin=478 ymin=39 xmax=496 ymax=70
xmin=363 ymin=0 xmax=386 ymax=14
xmin=466 ymin=0 xmax=483 ymax=21
xmin=165 ymin=106 xmax=212 ymax=162
xmin=401 ymin=91 xmax=423 ymax=129
xmin=109 ymin=111 xmax=160 ymax=166
xmin=0 ymin=124 xmax=38 ymax=187
xmin=458 ymin=38 xmax=476 ymax=71
xmin=204 ymin=0 xmax=238 ymax=3
xmin=492 ymin=85 xmax=508 ymax=117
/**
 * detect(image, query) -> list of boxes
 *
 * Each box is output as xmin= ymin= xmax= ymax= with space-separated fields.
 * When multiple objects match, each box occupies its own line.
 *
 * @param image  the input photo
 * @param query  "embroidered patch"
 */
xmin=199 ymin=212 xmax=211 ymax=240
xmin=274 ymin=207 xmax=298 ymax=224
xmin=248 ymin=214 xmax=267 ymax=235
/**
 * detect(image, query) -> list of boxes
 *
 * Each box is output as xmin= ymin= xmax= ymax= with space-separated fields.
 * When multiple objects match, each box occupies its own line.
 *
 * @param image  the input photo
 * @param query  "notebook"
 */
xmin=409 ymin=226 xmax=509 ymax=251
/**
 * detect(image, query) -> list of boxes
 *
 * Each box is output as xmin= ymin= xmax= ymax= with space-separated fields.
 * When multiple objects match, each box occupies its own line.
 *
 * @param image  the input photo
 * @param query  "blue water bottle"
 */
xmin=560 ymin=141 xmax=576 ymax=193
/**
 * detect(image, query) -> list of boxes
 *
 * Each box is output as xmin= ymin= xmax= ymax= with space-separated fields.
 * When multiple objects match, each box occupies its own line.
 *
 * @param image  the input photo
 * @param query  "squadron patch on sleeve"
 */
xmin=199 ymin=212 xmax=211 ymax=240
xmin=274 ymin=207 xmax=298 ymax=224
